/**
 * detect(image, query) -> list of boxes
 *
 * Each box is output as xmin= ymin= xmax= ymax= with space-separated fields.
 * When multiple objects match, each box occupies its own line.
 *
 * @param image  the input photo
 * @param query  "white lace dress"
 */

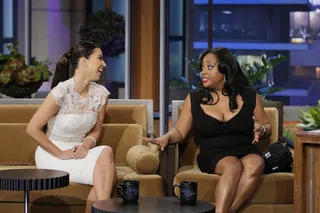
xmin=35 ymin=78 xmax=110 ymax=185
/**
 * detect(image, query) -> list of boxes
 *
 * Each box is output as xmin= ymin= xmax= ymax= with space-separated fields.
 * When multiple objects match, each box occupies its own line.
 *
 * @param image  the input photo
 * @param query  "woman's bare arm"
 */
xmin=166 ymin=94 xmax=193 ymax=144
xmin=26 ymin=93 xmax=62 ymax=157
xmin=253 ymin=94 xmax=272 ymax=137
xmin=82 ymin=96 xmax=109 ymax=149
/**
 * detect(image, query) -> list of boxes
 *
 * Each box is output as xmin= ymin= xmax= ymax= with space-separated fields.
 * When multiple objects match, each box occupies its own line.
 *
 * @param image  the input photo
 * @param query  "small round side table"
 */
xmin=92 ymin=197 xmax=215 ymax=213
xmin=0 ymin=169 xmax=69 ymax=213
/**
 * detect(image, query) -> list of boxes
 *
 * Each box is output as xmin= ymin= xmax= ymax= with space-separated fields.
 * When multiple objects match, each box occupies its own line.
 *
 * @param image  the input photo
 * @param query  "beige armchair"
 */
xmin=164 ymin=101 xmax=293 ymax=213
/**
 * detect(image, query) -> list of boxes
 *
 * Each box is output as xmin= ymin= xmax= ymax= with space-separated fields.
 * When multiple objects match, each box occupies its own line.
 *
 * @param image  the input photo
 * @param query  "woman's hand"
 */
xmin=72 ymin=145 xmax=89 ymax=159
xmin=141 ymin=134 xmax=169 ymax=151
xmin=252 ymin=116 xmax=266 ymax=144
xmin=57 ymin=149 xmax=75 ymax=160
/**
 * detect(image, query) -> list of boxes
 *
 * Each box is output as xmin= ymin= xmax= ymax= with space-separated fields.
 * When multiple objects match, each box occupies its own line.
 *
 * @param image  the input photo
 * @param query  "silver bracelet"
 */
xmin=84 ymin=136 xmax=96 ymax=148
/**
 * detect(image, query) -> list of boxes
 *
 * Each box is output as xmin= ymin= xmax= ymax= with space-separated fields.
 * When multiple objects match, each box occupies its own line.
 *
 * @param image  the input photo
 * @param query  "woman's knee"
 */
xmin=241 ymin=155 xmax=265 ymax=177
xmin=215 ymin=157 xmax=242 ymax=176
xmin=99 ymin=146 xmax=115 ymax=163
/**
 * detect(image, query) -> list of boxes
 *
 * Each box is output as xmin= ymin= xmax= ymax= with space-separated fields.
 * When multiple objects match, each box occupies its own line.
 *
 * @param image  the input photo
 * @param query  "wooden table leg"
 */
xmin=294 ymin=135 xmax=304 ymax=213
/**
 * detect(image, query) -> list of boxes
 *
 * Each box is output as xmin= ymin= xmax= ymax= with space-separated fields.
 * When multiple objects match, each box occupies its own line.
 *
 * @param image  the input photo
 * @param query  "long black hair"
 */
xmin=198 ymin=47 xmax=250 ymax=111
xmin=51 ymin=41 xmax=98 ymax=89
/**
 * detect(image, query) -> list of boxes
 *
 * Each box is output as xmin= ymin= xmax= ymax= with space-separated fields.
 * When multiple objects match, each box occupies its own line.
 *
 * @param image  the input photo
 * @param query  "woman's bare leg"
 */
xmin=229 ymin=154 xmax=265 ymax=213
xmin=214 ymin=157 xmax=242 ymax=213
xmin=85 ymin=187 xmax=97 ymax=213
xmin=92 ymin=146 xmax=117 ymax=200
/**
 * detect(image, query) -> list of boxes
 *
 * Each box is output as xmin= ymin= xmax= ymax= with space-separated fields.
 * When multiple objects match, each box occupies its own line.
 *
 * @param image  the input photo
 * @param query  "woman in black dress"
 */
xmin=143 ymin=47 xmax=272 ymax=213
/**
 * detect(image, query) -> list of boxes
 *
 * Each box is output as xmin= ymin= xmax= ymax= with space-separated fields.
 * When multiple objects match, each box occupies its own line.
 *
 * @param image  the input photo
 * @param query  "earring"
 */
xmin=84 ymin=64 xmax=88 ymax=67
xmin=224 ymin=76 xmax=226 ymax=82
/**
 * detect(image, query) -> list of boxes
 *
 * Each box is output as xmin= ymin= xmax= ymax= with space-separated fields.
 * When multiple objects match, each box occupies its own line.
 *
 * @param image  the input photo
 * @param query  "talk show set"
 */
xmin=1 ymin=0 xmax=320 ymax=213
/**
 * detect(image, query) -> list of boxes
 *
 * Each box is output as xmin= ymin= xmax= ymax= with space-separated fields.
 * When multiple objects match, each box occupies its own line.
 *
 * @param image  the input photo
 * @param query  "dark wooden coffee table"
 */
xmin=0 ymin=169 xmax=69 ymax=213
xmin=92 ymin=197 xmax=215 ymax=213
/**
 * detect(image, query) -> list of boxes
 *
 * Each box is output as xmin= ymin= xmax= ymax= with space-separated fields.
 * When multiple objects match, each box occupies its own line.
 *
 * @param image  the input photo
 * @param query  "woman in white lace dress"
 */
xmin=26 ymin=41 xmax=116 ymax=213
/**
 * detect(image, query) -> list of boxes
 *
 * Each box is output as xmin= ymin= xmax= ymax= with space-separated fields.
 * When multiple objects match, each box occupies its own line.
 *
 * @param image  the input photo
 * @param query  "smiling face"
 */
xmin=81 ymin=48 xmax=106 ymax=81
xmin=200 ymin=53 xmax=224 ymax=90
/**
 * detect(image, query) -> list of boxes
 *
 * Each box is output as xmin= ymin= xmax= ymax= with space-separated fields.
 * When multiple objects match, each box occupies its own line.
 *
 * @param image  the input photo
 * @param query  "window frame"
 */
xmin=0 ymin=0 xmax=17 ymax=53
xmin=168 ymin=0 xmax=186 ymax=77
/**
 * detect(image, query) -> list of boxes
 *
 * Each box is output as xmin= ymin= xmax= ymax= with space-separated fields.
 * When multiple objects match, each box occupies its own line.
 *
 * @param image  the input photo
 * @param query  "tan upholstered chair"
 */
xmin=165 ymin=102 xmax=293 ymax=213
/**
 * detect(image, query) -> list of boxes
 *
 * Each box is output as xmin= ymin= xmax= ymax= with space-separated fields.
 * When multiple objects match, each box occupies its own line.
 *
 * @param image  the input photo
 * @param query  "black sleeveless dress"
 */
xmin=190 ymin=87 xmax=261 ymax=174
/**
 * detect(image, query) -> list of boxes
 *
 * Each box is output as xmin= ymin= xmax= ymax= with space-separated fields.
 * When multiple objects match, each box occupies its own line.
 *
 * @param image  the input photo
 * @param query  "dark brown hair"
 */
xmin=51 ymin=41 xmax=98 ymax=89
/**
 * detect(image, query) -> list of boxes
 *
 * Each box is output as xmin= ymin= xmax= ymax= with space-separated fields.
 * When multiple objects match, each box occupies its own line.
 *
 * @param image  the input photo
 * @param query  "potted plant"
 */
xmin=296 ymin=100 xmax=320 ymax=132
xmin=79 ymin=7 xmax=125 ymax=58
xmin=240 ymin=55 xmax=286 ymax=100
xmin=0 ymin=45 xmax=52 ymax=98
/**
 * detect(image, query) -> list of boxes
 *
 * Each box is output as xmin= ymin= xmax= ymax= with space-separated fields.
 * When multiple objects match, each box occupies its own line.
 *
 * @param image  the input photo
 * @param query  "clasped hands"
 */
xmin=58 ymin=145 xmax=89 ymax=160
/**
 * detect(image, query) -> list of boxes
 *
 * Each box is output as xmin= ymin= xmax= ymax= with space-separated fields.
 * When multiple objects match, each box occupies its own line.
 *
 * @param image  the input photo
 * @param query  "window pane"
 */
xmin=313 ymin=0 xmax=320 ymax=5
xmin=290 ymin=11 xmax=320 ymax=41
xmin=194 ymin=5 xmax=268 ymax=42
xmin=213 ymin=7 xmax=267 ymax=41
xmin=290 ymin=12 xmax=309 ymax=29
xmin=92 ymin=0 xmax=105 ymax=12
xmin=194 ymin=6 xmax=208 ymax=42
xmin=169 ymin=41 xmax=183 ymax=79
xmin=310 ymin=11 xmax=320 ymax=32
xmin=169 ymin=0 xmax=183 ymax=36
xmin=3 ymin=43 xmax=12 ymax=54
xmin=3 ymin=0 xmax=13 ymax=38
xmin=168 ymin=41 xmax=188 ymax=105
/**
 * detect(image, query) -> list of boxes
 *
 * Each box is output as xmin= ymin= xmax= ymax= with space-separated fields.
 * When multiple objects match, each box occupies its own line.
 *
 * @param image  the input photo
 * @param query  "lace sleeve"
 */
xmin=96 ymin=84 xmax=110 ymax=112
xmin=98 ymin=85 xmax=110 ymax=111
xmin=50 ymin=81 xmax=67 ymax=106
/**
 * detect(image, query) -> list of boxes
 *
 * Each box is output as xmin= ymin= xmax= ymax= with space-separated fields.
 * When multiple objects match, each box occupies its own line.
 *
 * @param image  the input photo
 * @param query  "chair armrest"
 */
xmin=160 ymin=143 xmax=177 ymax=196
xmin=126 ymin=145 xmax=159 ymax=175
xmin=279 ymin=136 xmax=294 ymax=149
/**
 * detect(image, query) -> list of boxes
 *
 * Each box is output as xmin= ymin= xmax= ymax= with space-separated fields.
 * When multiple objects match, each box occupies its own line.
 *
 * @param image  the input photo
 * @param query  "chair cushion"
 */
xmin=126 ymin=145 xmax=160 ymax=174
xmin=174 ymin=165 xmax=293 ymax=204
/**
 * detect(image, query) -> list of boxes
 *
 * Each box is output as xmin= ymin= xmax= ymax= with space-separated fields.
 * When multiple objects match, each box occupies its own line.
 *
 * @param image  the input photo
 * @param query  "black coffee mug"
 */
xmin=173 ymin=180 xmax=197 ymax=204
xmin=117 ymin=180 xmax=139 ymax=203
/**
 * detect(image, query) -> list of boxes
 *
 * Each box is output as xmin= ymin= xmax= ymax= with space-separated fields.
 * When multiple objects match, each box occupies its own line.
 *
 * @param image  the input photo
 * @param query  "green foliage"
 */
xmin=169 ymin=59 xmax=202 ymax=89
xmin=240 ymin=55 xmax=286 ymax=99
xmin=283 ymin=125 xmax=295 ymax=141
xmin=169 ymin=78 xmax=195 ymax=89
xmin=0 ymin=44 xmax=52 ymax=98
xmin=296 ymin=100 xmax=320 ymax=131
xmin=187 ymin=59 xmax=201 ymax=73
xmin=242 ymin=55 xmax=286 ymax=86
xmin=79 ymin=8 xmax=125 ymax=58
